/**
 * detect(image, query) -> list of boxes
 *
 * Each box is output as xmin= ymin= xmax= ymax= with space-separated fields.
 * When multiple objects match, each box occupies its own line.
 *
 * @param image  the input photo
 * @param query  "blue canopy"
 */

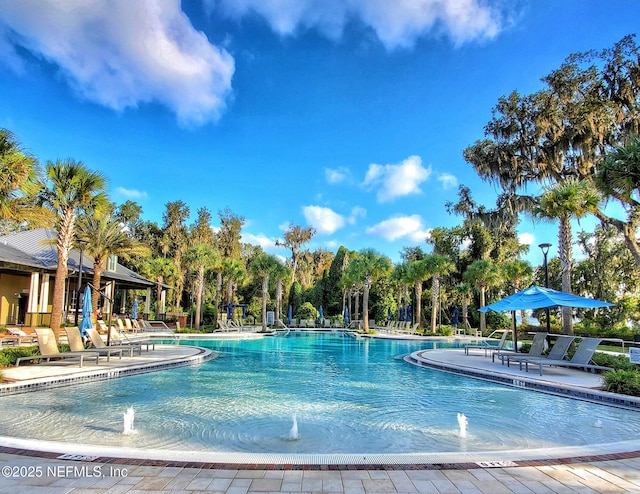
xmin=452 ymin=307 xmax=459 ymax=325
xmin=398 ymin=307 xmax=404 ymax=321
xmin=288 ymin=305 xmax=293 ymax=325
xmin=79 ymin=286 xmax=93 ymax=338
xmin=479 ymin=285 xmax=614 ymax=312
xmin=319 ymin=305 xmax=324 ymax=323
xmin=387 ymin=307 xmax=392 ymax=321
xmin=405 ymin=305 xmax=412 ymax=322
xmin=343 ymin=305 xmax=349 ymax=324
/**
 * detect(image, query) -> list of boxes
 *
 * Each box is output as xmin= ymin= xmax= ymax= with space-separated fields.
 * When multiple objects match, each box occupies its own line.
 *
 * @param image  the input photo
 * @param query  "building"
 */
xmin=0 ymin=228 xmax=162 ymax=327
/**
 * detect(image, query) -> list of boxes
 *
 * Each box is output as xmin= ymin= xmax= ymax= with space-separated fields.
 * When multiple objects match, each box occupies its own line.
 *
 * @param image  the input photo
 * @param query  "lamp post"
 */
xmin=538 ymin=243 xmax=552 ymax=333
xmin=74 ymin=240 xmax=88 ymax=326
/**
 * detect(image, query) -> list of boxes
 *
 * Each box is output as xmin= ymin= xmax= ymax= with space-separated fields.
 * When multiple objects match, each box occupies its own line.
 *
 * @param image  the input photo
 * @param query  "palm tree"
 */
xmin=390 ymin=262 xmax=410 ymax=321
xmin=463 ymin=259 xmax=501 ymax=334
xmin=38 ymin=159 xmax=107 ymax=332
xmin=405 ymin=259 xmax=431 ymax=330
xmin=501 ymin=259 xmax=533 ymax=347
xmin=531 ymin=179 xmax=600 ymax=335
xmin=595 ymin=135 xmax=640 ymax=266
xmin=185 ymin=243 xmax=220 ymax=330
xmin=75 ymin=213 xmax=150 ymax=315
xmin=424 ymin=254 xmax=455 ymax=333
xmin=249 ymin=252 xmax=281 ymax=331
xmin=454 ymin=282 xmax=474 ymax=332
xmin=276 ymin=224 xmax=316 ymax=284
xmin=0 ymin=128 xmax=48 ymax=229
xmin=138 ymin=256 xmax=175 ymax=318
xmin=348 ymin=249 xmax=391 ymax=332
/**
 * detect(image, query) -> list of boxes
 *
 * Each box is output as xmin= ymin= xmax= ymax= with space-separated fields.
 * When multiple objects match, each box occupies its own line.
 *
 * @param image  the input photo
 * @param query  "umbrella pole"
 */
xmin=511 ymin=311 xmax=518 ymax=352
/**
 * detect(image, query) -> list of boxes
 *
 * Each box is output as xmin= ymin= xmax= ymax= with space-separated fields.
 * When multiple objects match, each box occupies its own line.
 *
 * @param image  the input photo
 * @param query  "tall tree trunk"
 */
xmin=92 ymin=262 xmax=104 ymax=322
xmin=261 ymin=275 xmax=269 ymax=331
xmin=431 ymin=275 xmax=440 ymax=333
xmin=51 ymin=209 xmax=76 ymax=332
xmin=559 ymin=216 xmax=574 ymax=335
xmin=195 ymin=265 xmax=204 ymax=329
xmin=414 ymin=281 xmax=422 ymax=330
xmin=276 ymin=278 xmax=282 ymax=323
xmin=362 ymin=280 xmax=371 ymax=331
xmin=354 ymin=289 xmax=360 ymax=323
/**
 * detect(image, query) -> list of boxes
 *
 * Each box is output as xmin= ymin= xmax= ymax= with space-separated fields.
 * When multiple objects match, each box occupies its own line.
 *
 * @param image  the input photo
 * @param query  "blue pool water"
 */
xmin=1 ymin=332 xmax=639 ymax=454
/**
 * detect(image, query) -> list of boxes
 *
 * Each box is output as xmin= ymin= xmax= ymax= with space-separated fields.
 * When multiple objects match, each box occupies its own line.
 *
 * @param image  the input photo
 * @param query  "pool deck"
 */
xmin=1 ymin=331 xmax=640 ymax=493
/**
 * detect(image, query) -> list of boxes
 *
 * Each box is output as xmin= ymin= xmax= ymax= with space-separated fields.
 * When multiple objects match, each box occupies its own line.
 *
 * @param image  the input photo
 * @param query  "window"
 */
xmin=107 ymin=255 xmax=118 ymax=272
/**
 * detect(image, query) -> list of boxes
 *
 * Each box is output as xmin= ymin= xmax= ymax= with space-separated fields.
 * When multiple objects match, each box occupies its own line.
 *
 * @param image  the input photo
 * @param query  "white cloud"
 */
xmin=115 ymin=187 xmax=148 ymax=199
xmin=437 ymin=172 xmax=458 ymax=190
xmin=348 ymin=206 xmax=366 ymax=224
xmin=363 ymin=155 xmax=431 ymax=203
xmin=518 ymin=232 xmax=534 ymax=246
xmin=0 ymin=0 xmax=234 ymax=126
xmin=325 ymin=167 xmax=349 ymax=184
xmin=366 ymin=214 xmax=431 ymax=243
xmin=210 ymin=0 xmax=504 ymax=49
xmin=242 ymin=232 xmax=277 ymax=249
xmin=302 ymin=205 xmax=346 ymax=234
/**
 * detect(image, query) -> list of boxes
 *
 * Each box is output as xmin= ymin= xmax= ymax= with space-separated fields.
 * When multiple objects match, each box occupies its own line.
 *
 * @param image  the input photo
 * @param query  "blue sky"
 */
xmin=1 ymin=1 xmax=638 ymax=267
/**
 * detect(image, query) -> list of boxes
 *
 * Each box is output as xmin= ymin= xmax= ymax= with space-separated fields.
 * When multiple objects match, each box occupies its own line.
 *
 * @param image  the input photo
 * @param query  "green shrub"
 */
xmin=296 ymin=302 xmax=318 ymax=321
xmin=0 ymin=346 xmax=39 ymax=367
xmin=603 ymin=369 xmax=640 ymax=396
xmin=592 ymin=352 xmax=637 ymax=371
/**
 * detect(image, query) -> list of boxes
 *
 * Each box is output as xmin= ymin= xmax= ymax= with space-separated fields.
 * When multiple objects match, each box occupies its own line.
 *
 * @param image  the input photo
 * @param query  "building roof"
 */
xmin=0 ymin=228 xmax=155 ymax=289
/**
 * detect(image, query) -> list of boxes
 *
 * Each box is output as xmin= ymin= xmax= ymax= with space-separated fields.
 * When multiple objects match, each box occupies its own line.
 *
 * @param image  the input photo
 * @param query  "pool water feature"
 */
xmin=0 ymin=332 xmax=639 ymax=455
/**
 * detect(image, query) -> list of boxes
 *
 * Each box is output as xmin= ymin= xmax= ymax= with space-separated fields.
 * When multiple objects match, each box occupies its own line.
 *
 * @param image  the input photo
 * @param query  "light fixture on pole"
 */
xmin=538 ymin=243 xmax=552 ymax=333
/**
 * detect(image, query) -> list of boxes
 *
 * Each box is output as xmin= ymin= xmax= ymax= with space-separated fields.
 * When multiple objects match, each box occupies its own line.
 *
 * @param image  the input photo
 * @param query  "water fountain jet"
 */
xmin=457 ymin=413 xmax=468 ymax=438
xmin=123 ymin=407 xmax=137 ymax=435
xmin=287 ymin=413 xmax=299 ymax=441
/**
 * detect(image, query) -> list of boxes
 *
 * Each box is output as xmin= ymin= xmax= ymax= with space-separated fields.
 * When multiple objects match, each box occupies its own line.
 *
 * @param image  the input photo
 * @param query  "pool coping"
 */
xmin=405 ymin=349 xmax=640 ymax=411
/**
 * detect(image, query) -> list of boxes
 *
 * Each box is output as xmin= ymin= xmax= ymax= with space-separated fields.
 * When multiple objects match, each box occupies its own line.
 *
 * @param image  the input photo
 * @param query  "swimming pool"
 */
xmin=1 ymin=332 xmax=639 ymax=456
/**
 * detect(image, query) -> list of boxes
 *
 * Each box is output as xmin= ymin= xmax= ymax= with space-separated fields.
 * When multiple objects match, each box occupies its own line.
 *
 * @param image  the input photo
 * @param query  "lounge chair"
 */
xmin=507 ymin=335 xmax=575 ymax=371
xmin=65 ymin=327 xmax=123 ymax=362
xmin=521 ymin=337 xmax=611 ymax=376
xmin=464 ymin=330 xmax=511 ymax=357
xmin=86 ymin=326 xmax=142 ymax=356
xmin=110 ymin=328 xmax=151 ymax=353
xmin=493 ymin=332 xmax=548 ymax=363
xmin=16 ymin=328 xmax=99 ymax=367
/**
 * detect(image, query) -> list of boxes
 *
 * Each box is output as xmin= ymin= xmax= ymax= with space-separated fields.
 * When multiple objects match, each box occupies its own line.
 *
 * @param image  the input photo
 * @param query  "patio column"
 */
xmin=145 ymin=287 xmax=151 ymax=318
xmin=28 ymin=272 xmax=40 ymax=313
xmin=38 ymin=274 xmax=50 ymax=313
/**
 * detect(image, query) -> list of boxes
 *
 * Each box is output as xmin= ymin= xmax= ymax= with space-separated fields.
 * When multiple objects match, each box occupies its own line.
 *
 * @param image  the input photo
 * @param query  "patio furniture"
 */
xmin=16 ymin=328 xmax=99 ymax=367
xmin=521 ymin=337 xmax=612 ymax=376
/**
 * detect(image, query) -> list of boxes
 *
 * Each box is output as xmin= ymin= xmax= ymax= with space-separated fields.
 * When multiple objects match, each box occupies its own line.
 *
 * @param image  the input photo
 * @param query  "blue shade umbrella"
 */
xmin=288 ymin=305 xmax=293 ymax=325
xmin=319 ymin=305 xmax=324 ymax=323
xmin=405 ymin=305 xmax=412 ymax=322
xmin=479 ymin=285 xmax=614 ymax=312
xmin=387 ymin=307 xmax=392 ymax=321
xmin=131 ymin=299 xmax=138 ymax=320
xmin=453 ymin=307 xmax=459 ymax=325
xmin=79 ymin=286 xmax=93 ymax=339
xmin=343 ymin=305 xmax=349 ymax=324
xmin=398 ymin=307 xmax=404 ymax=321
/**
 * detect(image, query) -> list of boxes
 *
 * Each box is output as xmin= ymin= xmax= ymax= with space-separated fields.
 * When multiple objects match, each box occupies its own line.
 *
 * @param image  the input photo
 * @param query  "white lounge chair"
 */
xmin=16 ymin=328 xmax=99 ymax=367
xmin=66 ymin=326 xmax=123 ymax=362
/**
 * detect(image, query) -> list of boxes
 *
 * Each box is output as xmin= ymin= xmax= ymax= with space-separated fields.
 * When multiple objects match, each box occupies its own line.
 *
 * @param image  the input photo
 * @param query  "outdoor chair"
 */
xmin=506 ymin=335 xmax=575 ymax=371
xmin=464 ymin=330 xmax=511 ymax=357
xmin=65 ymin=326 xmax=123 ymax=362
xmin=86 ymin=326 xmax=142 ymax=356
xmin=520 ymin=337 xmax=611 ymax=376
xmin=16 ymin=327 xmax=99 ymax=367
xmin=494 ymin=332 xmax=547 ymax=363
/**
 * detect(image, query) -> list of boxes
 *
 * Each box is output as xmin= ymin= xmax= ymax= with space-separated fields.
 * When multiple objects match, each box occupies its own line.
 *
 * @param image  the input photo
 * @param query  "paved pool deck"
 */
xmin=1 ymin=331 xmax=640 ymax=493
